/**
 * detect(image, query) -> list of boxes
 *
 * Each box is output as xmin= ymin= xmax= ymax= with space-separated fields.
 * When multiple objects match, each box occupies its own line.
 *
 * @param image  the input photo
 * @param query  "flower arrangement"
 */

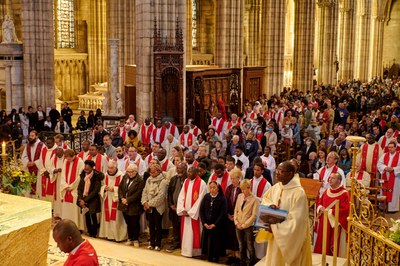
xmin=387 ymin=218 xmax=400 ymax=245
xmin=1 ymin=159 xmax=36 ymax=196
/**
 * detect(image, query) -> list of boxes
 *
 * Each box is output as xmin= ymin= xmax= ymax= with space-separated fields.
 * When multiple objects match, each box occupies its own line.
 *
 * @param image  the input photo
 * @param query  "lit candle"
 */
xmin=2 ymin=141 xmax=5 ymax=155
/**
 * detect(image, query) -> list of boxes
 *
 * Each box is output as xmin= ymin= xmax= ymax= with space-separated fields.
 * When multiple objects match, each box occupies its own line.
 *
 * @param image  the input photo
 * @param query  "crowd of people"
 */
xmin=16 ymin=77 xmax=400 ymax=265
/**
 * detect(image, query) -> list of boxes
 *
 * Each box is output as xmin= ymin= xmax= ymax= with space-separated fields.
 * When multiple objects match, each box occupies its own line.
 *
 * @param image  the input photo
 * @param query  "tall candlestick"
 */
xmin=2 ymin=141 xmax=5 ymax=155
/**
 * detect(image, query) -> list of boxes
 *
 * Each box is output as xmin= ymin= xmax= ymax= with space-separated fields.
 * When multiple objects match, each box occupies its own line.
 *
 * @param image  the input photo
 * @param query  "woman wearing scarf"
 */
xmin=77 ymin=160 xmax=104 ymax=237
xmin=141 ymin=163 xmax=168 ymax=251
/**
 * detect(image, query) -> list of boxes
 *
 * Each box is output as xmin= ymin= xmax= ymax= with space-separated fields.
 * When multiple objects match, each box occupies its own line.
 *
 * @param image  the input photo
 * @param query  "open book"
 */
xmin=255 ymin=205 xmax=288 ymax=229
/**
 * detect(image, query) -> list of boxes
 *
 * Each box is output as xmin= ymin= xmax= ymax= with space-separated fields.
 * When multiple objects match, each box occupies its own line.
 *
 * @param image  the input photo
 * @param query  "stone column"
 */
xmin=186 ymin=0 xmax=192 ymax=65
xmin=108 ymin=39 xmax=119 ymax=114
xmin=88 ymin=0 xmax=107 ymax=85
xmin=245 ymin=0 xmax=261 ymax=66
xmin=135 ymin=0 xmax=186 ymax=122
xmin=5 ymin=62 xmax=12 ymax=113
xmin=107 ymin=0 xmax=136 ymax=100
xmin=368 ymin=0 xmax=386 ymax=79
xmin=316 ymin=0 xmax=338 ymax=85
xmin=337 ymin=0 xmax=355 ymax=82
xmin=260 ymin=0 xmax=286 ymax=96
xmin=354 ymin=0 xmax=371 ymax=81
xmin=20 ymin=0 xmax=55 ymax=108
xmin=293 ymin=0 xmax=315 ymax=91
xmin=215 ymin=0 xmax=244 ymax=68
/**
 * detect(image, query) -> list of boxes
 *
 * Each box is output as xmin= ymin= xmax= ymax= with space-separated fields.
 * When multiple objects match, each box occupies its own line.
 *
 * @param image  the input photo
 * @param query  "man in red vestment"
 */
xmin=53 ymin=219 xmax=99 ymax=266
xmin=314 ymin=172 xmax=350 ymax=257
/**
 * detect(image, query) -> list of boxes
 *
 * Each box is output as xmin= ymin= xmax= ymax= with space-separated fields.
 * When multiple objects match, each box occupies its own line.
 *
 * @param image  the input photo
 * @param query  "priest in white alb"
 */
xmin=261 ymin=161 xmax=312 ymax=266
xmin=377 ymin=141 xmax=400 ymax=212
xmin=35 ymin=136 xmax=57 ymax=200
xmin=356 ymin=133 xmax=383 ymax=180
xmin=114 ymin=146 xmax=129 ymax=174
xmin=127 ymin=146 xmax=146 ymax=176
xmin=314 ymin=151 xmax=345 ymax=195
xmin=52 ymin=147 xmax=65 ymax=218
xmin=60 ymin=149 xmax=85 ymax=230
xmin=99 ymin=161 xmax=127 ymax=242
xmin=177 ymin=166 xmax=207 ymax=257
xmin=77 ymin=140 xmax=90 ymax=161
xmin=87 ymin=144 xmax=108 ymax=173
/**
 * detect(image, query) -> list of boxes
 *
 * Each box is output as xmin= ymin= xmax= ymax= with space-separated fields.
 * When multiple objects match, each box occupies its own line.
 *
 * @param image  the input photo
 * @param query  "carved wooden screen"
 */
xmin=153 ymin=19 xmax=184 ymax=125
xmin=186 ymin=68 xmax=241 ymax=130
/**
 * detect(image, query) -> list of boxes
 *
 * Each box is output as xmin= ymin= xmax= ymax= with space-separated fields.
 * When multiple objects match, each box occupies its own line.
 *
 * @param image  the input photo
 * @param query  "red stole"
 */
xmin=211 ymin=171 xmax=229 ymax=194
xmin=41 ymin=148 xmax=56 ymax=197
xmin=127 ymin=156 xmax=141 ymax=170
xmin=251 ymin=177 xmax=268 ymax=198
xmin=121 ymin=129 xmax=127 ymax=141
xmin=192 ymin=127 xmax=199 ymax=136
xmin=152 ymin=126 xmax=167 ymax=144
xmin=27 ymin=142 xmax=43 ymax=175
xmin=77 ymin=150 xmax=86 ymax=160
xmin=146 ymin=153 xmax=153 ymax=165
xmin=356 ymin=172 xmax=364 ymax=180
xmin=104 ymin=174 xmax=121 ymax=221
xmin=360 ymin=143 xmax=380 ymax=175
xmin=212 ymin=118 xmax=225 ymax=134
xmin=167 ymin=124 xmax=177 ymax=136
xmin=180 ymin=133 xmax=193 ymax=147
xmin=319 ymin=165 xmax=338 ymax=182
xmin=161 ymin=159 xmax=170 ymax=172
xmin=64 ymin=157 xmax=79 ymax=203
xmin=141 ymin=124 xmax=153 ymax=145
xmin=381 ymin=135 xmax=390 ymax=150
xmin=227 ymin=121 xmax=240 ymax=130
xmin=382 ymin=152 xmax=400 ymax=201
xmin=87 ymin=154 xmax=103 ymax=172
xmin=181 ymin=176 xmax=202 ymax=249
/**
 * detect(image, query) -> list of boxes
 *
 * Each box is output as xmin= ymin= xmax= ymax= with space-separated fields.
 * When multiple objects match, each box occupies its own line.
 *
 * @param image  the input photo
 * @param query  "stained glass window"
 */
xmin=54 ymin=0 xmax=75 ymax=49
xmin=192 ymin=0 xmax=197 ymax=48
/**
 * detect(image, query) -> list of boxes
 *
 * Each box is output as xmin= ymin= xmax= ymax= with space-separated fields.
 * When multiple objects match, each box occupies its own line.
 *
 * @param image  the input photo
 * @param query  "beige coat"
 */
xmin=234 ymin=192 xmax=260 ymax=229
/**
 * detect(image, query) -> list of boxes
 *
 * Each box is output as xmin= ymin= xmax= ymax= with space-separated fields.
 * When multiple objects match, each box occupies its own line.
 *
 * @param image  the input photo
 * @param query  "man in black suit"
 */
xmin=77 ymin=160 xmax=104 ymax=237
xmin=118 ymin=164 xmax=145 ymax=246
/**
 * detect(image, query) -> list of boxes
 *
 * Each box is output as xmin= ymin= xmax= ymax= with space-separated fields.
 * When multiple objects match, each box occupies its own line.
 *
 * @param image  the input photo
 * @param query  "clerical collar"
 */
xmin=107 ymin=171 xmax=118 ymax=176
xmin=70 ymin=240 xmax=86 ymax=255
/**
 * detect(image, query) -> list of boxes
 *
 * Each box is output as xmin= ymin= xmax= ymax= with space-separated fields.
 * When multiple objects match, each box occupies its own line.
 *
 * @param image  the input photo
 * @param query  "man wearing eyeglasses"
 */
xmin=261 ymin=161 xmax=312 ymax=266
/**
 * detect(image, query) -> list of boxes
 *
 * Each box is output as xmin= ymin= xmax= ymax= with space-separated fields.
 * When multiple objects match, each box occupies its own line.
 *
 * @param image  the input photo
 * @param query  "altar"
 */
xmin=0 ymin=193 xmax=52 ymax=266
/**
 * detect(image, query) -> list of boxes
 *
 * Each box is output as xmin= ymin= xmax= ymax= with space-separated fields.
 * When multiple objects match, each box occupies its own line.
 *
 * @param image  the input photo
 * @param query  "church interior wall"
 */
xmin=383 ymin=0 xmax=400 ymax=70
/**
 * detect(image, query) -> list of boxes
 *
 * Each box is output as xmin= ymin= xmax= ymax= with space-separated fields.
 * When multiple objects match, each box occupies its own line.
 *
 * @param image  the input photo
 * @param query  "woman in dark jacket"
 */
xmin=87 ymin=110 xmax=96 ymax=129
xmin=200 ymin=181 xmax=227 ymax=263
xmin=77 ymin=160 xmax=104 ymax=237
xmin=118 ymin=164 xmax=145 ymax=246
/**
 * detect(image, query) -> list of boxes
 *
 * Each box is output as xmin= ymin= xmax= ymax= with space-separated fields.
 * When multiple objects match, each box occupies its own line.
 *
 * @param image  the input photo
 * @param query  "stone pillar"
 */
xmin=368 ymin=0 xmax=386 ymax=79
xmin=293 ymin=0 xmax=315 ymax=91
xmin=245 ymin=0 xmax=261 ymax=66
xmin=186 ymin=0 xmax=192 ymax=65
xmin=20 ymin=0 xmax=55 ymax=108
xmin=215 ymin=0 xmax=244 ymax=68
xmin=260 ymin=0 xmax=286 ymax=96
xmin=88 ymin=0 xmax=107 ymax=85
xmin=108 ymin=39 xmax=119 ymax=114
xmin=354 ymin=0 xmax=371 ymax=81
xmin=107 ymin=0 xmax=135 ymax=99
xmin=135 ymin=0 xmax=186 ymax=123
xmin=316 ymin=0 xmax=338 ymax=85
xmin=337 ymin=0 xmax=355 ymax=82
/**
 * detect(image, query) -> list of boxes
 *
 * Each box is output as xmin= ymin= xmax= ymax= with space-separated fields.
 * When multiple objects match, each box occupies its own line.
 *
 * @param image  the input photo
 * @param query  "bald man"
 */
xmin=53 ymin=219 xmax=98 ymax=266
